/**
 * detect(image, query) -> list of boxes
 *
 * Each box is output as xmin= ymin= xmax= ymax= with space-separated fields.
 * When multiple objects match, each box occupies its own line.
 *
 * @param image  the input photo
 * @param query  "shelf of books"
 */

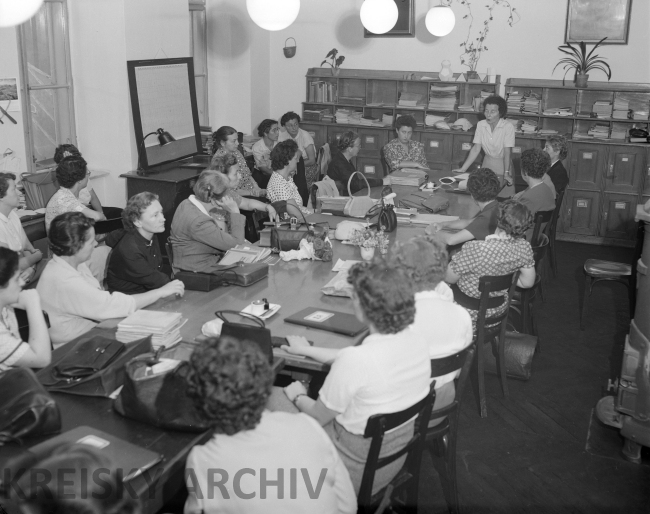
xmin=505 ymin=78 xmax=650 ymax=143
xmin=303 ymin=68 xmax=501 ymax=131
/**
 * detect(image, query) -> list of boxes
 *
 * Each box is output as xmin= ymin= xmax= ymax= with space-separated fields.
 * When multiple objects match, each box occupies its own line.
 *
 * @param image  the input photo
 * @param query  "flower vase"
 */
xmin=439 ymin=60 xmax=453 ymax=82
xmin=360 ymin=246 xmax=375 ymax=261
xmin=331 ymin=67 xmax=340 ymax=77
xmin=575 ymin=73 xmax=589 ymax=88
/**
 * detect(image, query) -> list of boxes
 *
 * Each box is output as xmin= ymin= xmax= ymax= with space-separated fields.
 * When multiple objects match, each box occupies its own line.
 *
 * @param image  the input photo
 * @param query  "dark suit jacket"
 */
xmin=548 ymin=161 xmax=569 ymax=194
xmin=326 ymin=149 xmax=382 ymax=195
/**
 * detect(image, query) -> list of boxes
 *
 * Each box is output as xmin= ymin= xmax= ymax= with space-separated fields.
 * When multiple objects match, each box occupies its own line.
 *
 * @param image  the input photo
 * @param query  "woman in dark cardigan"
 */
xmin=326 ymin=131 xmax=383 ymax=195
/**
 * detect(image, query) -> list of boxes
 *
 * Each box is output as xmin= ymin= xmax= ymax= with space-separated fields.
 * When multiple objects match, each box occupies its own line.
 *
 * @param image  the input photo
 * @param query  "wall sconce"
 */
xmin=0 ymin=0 xmax=43 ymax=27
xmin=360 ymin=0 xmax=398 ymax=35
xmin=426 ymin=3 xmax=456 ymax=37
xmin=246 ymin=0 xmax=300 ymax=31
xmin=137 ymin=128 xmax=175 ymax=175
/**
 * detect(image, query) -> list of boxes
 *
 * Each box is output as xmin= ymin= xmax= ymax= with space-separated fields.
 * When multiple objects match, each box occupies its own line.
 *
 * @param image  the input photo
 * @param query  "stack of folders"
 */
xmin=520 ymin=119 xmax=538 ymax=134
xmin=522 ymin=94 xmax=541 ymax=114
xmin=388 ymin=169 xmax=427 ymax=187
xmin=632 ymin=110 xmax=650 ymax=120
xmin=428 ymin=85 xmax=457 ymax=110
xmin=398 ymin=92 xmax=423 ymax=108
xmin=587 ymin=123 xmax=610 ymax=138
xmin=592 ymin=101 xmax=612 ymax=118
xmin=219 ymin=245 xmax=272 ymax=265
xmin=542 ymin=107 xmax=572 ymax=116
xmin=610 ymin=126 xmax=627 ymax=140
xmin=507 ymin=91 xmax=523 ymax=113
xmin=117 ymin=310 xmax=185 ymax=348
xmin=612 ymin=98 xmax=629 ymax=119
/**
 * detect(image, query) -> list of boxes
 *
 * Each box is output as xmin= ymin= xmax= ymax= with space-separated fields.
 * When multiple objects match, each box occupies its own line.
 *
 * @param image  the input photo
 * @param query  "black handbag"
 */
xmin=0 ymin=368 xmax=61 ymax=446
xmin=174 ymin=262 xmax=269 ymax=291
xmin=113 ymin=342 xmax=212 ymax=432
xmin=269 ymin=207 xmax=328 ymax=252
xmin=216 ymin=310 xmax=273 ymax=362
xmin=366 ymin=189 xmax=398 ymax=233
xmin=482 ymin=331 xmax=538 ymax=381
xmin=37 ymin=334 xmax=152 ymax=397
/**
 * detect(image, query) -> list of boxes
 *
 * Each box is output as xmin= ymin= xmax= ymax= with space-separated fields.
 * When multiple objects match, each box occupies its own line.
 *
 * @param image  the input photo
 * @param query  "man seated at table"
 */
xmin=0 ymin=173 xmax=44 ymax=284
xmin=425 ymin=168 xmax=501 ymax=246
xmin=513 ymin=148 xmax=556 ymax=216
xmin=184 ymin=335 xmax=356 ymax=514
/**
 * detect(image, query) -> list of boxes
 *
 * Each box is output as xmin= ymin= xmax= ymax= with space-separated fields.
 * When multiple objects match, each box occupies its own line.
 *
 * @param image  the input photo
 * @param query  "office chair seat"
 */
xmin=584 ymin=259 xmax=632 ymax=277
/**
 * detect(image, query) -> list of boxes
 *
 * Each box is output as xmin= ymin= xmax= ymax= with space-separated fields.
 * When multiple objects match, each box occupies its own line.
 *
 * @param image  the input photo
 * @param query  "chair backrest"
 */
xmin=545 ymin=188 xmax=565 ymax=241
xmin=22 ymin=171 xmax=59 ymax=210
xmin=165 ymin=238 xmax=175 ymax=278
xmin=379 ymin=145 xmax=390 ymax=176
xmin=428 ymin=344 xmax=476 ymax=425
xmin=475 ymin=271 xmax=520 ymax=342
xmin=531 ymin=233 xmax=549 ymax=272
xmin=358 ymin=385 xmax=435 ymax=508
xmin=317 ymin=143 xmax=331 ymax=180
xmin=531 ymin=209 xmax=553 ymax=245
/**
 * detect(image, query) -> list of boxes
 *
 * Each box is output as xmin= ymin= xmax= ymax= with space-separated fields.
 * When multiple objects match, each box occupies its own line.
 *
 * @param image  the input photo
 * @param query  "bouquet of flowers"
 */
xmin=349 ymin=228 xmax=390 ymax=254
xmin=279 ymin=231 xmax=333 ymax=262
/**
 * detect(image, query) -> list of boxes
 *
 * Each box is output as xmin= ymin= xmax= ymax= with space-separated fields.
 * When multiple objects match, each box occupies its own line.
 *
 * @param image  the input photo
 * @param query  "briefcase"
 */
xmin=174 ymin=262 xmax=269 ymax=291
xmin=482 ymin=331 xmax=538 ymax=381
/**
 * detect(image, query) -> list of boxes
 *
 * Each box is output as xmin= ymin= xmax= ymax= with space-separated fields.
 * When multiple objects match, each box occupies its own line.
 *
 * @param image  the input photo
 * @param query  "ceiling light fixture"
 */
xmin=0 ymin=0 xmax=43 ymax=28
xmin=425 ymin=3 xmax=456 ymax=37
xmin=246 ymin=0 xmax=300 ymax=31
xmin=360 ymin=0 xmax=399 ymax=35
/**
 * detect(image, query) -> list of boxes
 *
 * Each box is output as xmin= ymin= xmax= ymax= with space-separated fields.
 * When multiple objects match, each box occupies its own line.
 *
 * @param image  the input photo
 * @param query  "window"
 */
xmin=189 ymin=0 xmax=209 ymax=127
xmin=17 ymin=0 xmax=76 ymax=172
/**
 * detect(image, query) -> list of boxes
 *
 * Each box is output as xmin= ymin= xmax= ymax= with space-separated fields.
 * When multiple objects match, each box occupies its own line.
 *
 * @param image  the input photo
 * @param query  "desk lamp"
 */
xmin=136 ymin=128 xmax=175 ymax=176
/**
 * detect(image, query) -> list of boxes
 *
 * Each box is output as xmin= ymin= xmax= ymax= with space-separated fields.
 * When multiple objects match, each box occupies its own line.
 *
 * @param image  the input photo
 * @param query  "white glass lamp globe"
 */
xmin=360 ymin=0 xmax=398 ymax=35
xmin=0 ymin=0 xmax=43 ymax=28
xmin=425 ymin=6 xmax=456 ymax=37
xmin=246 ymin=0 xmax=300 ymax=31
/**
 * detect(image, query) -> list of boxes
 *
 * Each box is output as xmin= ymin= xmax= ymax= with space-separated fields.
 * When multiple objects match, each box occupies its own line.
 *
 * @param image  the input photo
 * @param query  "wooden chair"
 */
xmin=357 ymin=385 xmax=436 ymax=514
xmin=546 ymin=189 xmax=565 ymax=277
xmin=452 ymin=272 xmax=519 ymax=418
xmin=427 ymin=344 xmax=476 ymax=514
xmin=580 ymin=221 xmax=645 ymax=330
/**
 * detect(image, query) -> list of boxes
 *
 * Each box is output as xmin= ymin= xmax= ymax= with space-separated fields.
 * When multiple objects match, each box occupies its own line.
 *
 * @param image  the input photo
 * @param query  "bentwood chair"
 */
xmin=357 ymin=385 xmax=436 ymax=514
xmin=453 ymin=272 xmax=519 ymax=418
xmin=546 ymin=189 xmax=565 ymax=277
xmin=427 ymin=344 xmax=476 ymax=514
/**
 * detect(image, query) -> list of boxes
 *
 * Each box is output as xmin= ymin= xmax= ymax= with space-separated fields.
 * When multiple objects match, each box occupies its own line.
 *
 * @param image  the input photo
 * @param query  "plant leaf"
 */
xmin=326 ymin=48 xmax=336 ymax=59
xmin=336 ymin=56 xmax=345 ymax=66
xmin=320 ymin=60 xmax=328 ymax=67
xmin=585 ymin=37 xmax=608 ymax=61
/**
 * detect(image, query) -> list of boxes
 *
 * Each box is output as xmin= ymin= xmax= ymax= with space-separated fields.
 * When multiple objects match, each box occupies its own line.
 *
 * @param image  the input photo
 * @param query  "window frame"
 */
xmin=16 ymin=0 xmax=77 ymax=173
xmin=189 ymin=0 xmax=209 ymax=127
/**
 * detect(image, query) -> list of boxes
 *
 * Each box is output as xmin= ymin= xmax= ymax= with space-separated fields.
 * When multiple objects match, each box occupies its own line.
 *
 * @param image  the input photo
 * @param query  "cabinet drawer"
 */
xmin=569 ymin=143 xmax=604 ymax=191
xmin=599 ymin=193 xmax=638 ymax=240
xmin=328 ymin=127 xmax=349 ymax=146
xmin=300 ymin=124 xmax=328 ymax=150
xmin=561 ymin=189 xmax=600 ymax=236
xmin=358 ymin=129 xmax=388 ymax=152
xmin=420 ymin=132 xmax=452 ymax=163
xmin=605 ymin=146 xmax=645 ymax=193
xmin=356 ymin=156 xmax=384 ymax=179
xmin=451 ymin=134 xmax=476 ymax=168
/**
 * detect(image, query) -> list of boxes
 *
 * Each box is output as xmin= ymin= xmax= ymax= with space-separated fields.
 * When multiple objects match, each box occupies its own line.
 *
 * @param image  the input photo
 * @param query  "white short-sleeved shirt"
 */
xmin=278 ymin=128 xmax=314 ymax=160
xmin=473 ymin=119 xmax=515 ymax=159
xmin=0 ymin=210 xmax=27 ymax=252
xmin=252 ymin=138 xmax=276 ymax=170
xmin=0 ymin=307 xmax=29 ymax=369
xmin=45 ymin=188 xmax=86 ymax=231
xmin=266 ymin=172 xmax=310 ymax=215
xmin=184 ymin=411 xmax=356 ymax=514
xmin=78 ymin=187 xmax=94 ymax=206
xmin=318 ymin=329 xmax=431 ymax=435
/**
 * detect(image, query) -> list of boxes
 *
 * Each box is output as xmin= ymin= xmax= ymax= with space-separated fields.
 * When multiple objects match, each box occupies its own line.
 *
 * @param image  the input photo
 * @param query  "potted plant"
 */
xmin=349 ymin=228 xmax=388 ymax=260
xmin=553 ymin=37 xmax=612 ymax=88
xmin=321 ymin=48 xmax=345 ymax=77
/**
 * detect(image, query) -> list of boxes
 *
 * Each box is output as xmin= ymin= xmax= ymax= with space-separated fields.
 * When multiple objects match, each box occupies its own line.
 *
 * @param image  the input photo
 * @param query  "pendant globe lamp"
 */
xmin=425 ymin=4 xmax=456 ymax=37
xmin=246 ymin=0 xmax=300 ymax=31
xmin=0 ymin=0 xmax=43 ymax=27
xmin=360 ymin=0 xmax=398 ymax=35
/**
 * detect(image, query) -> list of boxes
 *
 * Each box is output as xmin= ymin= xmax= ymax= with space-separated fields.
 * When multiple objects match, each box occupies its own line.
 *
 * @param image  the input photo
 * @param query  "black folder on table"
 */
xmin=27 ymin=426 xmax=163 ymax=482
xmin=284 ymin=307 xmax=368 ymax=337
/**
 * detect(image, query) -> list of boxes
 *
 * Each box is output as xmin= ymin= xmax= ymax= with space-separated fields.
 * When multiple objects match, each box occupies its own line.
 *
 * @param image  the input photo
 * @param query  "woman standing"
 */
xmin=251 ymin=119 xmax=279 ymax=188
xmin=382 ymin=115 xmax=428 ymax=172
xmin=278 ymin=111 xmax=316 ymax=205
xmin=454 ymin=95 xmax=515 ymax=197
xmin=211 ymin=126 xmax=264 ymax=197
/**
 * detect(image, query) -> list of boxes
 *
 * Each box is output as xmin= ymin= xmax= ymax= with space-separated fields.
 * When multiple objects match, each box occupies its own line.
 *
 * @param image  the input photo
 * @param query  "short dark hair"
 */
xmin=257 ymin=119 xmax=278 ymax=137
xmin=347 ymin=261 xmax=414 ymax=334
xmin=0 ymin=172 xmax=16 ymax=199
xmin=193 ymin=170 xmax=230 ymax=202
xmin=55 ymin=156 xmax=87 ymax=189
xmin=280 ymin=111 xmax=301 ymax=126
xmin=498 ymin=200 xmax=533 ymax=239
xmin=387 ymin=235 xmax=448 ymax=292
xmin=337 ymin=131 xmax=359 ymax=152
xmin=186 ymin=336 xmax=272 ymax=435
xmin=521 ymin=148 xmax=551 ymax=179
xmin=0 ymin=247 xmax=19 ymax=288
xmin=467 ymin=168 xmax=500 ymax=202
xmin=48 ymin=212 xmax=94 ymax=256
xmin=211 ymin=126 xmax=237 ymax=155
xmin=208 ymin=152 xmax=238 ymax=174
xmin=395 ymin=115 xmax=416 ymax=131
xmin=545 ymin=135 xmax=569 ymax=160
xmin=122 ymin=192 xmax=159 ymax=229
xmin=271 ymin=139 xmax=299 ymax=171
xmin=483 ymin=95 xmax=507 ymax=118
xmin=53 ymin=143 xmax=81 ymax=164
xmin=13 ymin=443 xmax=140 ymax=514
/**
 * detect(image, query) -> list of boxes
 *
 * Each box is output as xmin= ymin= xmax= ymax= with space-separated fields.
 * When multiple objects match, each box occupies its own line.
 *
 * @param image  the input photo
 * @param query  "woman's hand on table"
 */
xmin=452 ymin=168 xmax=465 ymax=174
xmin=284 ymin=380 xmax=308 ymax=402
xmin=281 ymin=335 xmax=311 ymax=356
xmin=159 ymin=279 xmax=185 ymax=299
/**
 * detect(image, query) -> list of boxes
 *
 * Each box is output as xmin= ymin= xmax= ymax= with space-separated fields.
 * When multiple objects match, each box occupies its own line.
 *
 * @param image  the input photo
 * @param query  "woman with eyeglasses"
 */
xmin=453 ymin=95 xmax=515 ymax=198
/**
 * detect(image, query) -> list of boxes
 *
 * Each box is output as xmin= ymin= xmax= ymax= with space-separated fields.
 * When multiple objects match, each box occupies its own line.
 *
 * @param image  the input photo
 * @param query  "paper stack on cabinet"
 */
xmin=587 ymin=123 xmax=610 ymax=138
xmin=428 ymin=85 xmax=457 ymax=110
xmin=506 ymin=91 xmax=523 ymax=113
xmin=593 ymin=101 xmax=612 ymax=118
xmin=398 ymin=92 xmax=423 ymax=108
xmin=387 ymin=169 xmax=428 ymax=187
xmin=117 ymin=310 xmax=185 ymax=348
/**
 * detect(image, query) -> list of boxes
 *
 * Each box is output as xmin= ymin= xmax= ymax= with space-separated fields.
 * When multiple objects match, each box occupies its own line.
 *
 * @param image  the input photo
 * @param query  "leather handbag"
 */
xmin=113 ymin=342 xmax=211 ymax=432
xmin=270 ymin=210 xmax=328 ymax=252
xmin=37 ymin=334 xmax=153 ymax=397
xmin=0 ymin=368 xmax=61 ymax=446
xmin=216 ymin=310 xmax=273 ymax=362
xmin=344 ymin=172 xmax=376 ymax=218
xmin=174 ymin=262 xmax=269 ymax=291
xmin=366 ymin=192 xmax=398 ymax=233
xmin=482 ymin=331 xmax=538 ymax=381
xmin=399 ymin=193 xmax=449 ymax=213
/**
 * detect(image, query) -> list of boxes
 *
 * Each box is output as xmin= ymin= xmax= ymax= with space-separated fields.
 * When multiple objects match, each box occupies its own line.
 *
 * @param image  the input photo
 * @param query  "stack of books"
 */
xmin=522 ymin=93 xmax=541 ymax=114
xmin=506 ymin=91 xmax=523 ymax=113
xmin=219 ymin=245 xmax=272 ymax=265
xmin=117 ymin=310 xmax=185 ymax=348
xmin=308 ymin=81 xmax=337 ymax=103
xmin=587 ymin=123 xmax=610 ymax=138
xmin=632 ymin=110 xmax=649 ymax=120
xmin=612 ymin=98 xmax=629 ymax=119
xmin=428 ymin=85 xmax=457 ymax=110
xmin=387 ymin=169 xmax=428 ymax=187
xmin=398 ymin=92 xmax=423 ymax=108
xmin=592 ymin=101 xmax=612 ymax=118
xmin=520 ymin=119 xmax=538 ymax=134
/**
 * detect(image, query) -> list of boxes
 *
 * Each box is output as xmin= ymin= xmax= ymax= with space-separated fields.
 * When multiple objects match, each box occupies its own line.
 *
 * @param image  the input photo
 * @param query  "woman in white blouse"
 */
xmin=266 ymin=140 xmax=312 ymax=218
xmin=278 ymin=111 xmax=316 ymax=204
xmin=251 ymin=118 xmax=279 ymax=188
xmin=37 ymin=212 xmax=184 ymax=347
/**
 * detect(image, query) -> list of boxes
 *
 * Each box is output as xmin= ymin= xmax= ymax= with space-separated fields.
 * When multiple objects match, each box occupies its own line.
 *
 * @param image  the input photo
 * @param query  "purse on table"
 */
xmin=37 ymin=334 xmax=152 ymax=397
xmin=113 ymin=341 xmax=212 ymax=432
xmin=270 ymin=208 xmax=329 ymax=252
xmin=366 ymin=187 xmax=398 ymax=232
xmin=216 ymin=310 xmax=274 ymax=363
xmin=174 ymin=262 xmax=269 ymax=292
xmin=0 ymin=367 xmax=61 ymax=446
xmin=344 ymin=171 xmax=376 ymax=218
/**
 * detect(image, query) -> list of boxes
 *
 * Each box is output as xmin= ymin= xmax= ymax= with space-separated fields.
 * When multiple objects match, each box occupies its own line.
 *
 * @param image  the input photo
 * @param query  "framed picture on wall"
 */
xmin=364 ymin=0 xmax=415 ymax=38
xmin=565 ymin=0 xmax=632 ymax=44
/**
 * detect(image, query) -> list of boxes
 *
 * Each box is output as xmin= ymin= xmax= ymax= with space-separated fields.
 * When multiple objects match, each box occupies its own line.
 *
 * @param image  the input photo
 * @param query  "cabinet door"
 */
xmin=419 ymin=132 xmax=452 ymax=164
xmin=328 ymin=127 xmax=349 ymax=146
xmin=568 ymin=143 xmax=604 ymax=191
xmin=357 ymin=128 xmax=388 ymax=155
xmin=604 ymin=145 xmax=645 ymax=193
xmin=561 ymin=189 xmax=601 ymax=236
xmin=599 ymin=193 xmax=639 ymax=240
xmin=300 ymin=124 xmax=328 ymax=150
xmin=356 ymin=156 xmax=384 ymax=180
xmin=451 ymin=134 xmax=475 ymax=168
xmin=512 ymin=138 xmax=541 ymax=193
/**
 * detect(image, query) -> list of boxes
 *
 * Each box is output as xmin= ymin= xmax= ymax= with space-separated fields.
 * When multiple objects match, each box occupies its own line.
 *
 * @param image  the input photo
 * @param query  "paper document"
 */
xmin=332 ymin=259 xmax=362 ymax=272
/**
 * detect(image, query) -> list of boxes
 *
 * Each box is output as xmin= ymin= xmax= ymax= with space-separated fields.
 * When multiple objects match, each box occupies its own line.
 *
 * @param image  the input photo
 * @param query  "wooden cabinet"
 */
xmin=569 ymin=142 xmax=605 ymax=191
xmin=451 ymin=134 xmax=477 ymax=169
xmin=358 ymin=128 xmax=388 ymax=153
xmin=420 ymin=132 xmax=452 ymax=166
xmin=605 ymin=146 xmax=645 ymax=193
xmin=562 ymin=190 xmax=601 ymax=236
xmin=600 ymin=193 xmax=639 ymax=240
xmin=300 ymin=124 xmax=328 ymax=149
xmin=356 ymin=156 xmax=384 ymax=180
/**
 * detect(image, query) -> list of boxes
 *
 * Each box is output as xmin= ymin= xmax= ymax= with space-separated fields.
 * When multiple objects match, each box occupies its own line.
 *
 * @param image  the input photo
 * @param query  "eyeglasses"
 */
xmin=484 ymin=109 xmax=499 ymax=115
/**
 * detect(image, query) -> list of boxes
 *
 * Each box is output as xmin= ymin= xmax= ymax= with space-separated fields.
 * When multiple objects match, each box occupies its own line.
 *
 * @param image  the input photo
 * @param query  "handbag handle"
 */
xmin=347 ymin=171 xmax=371 ymax=197
xmin=215 ymin=310 xmax=266 ymax=328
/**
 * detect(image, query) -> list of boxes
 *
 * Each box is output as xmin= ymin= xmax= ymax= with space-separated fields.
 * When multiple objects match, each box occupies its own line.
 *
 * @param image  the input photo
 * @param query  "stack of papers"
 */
xmin=117 ymin=310 xmax=185 ymax=348
xmin=428 ymin=85 xmax=457 ymax=110
xmin=520 ymin=119 xmax=538 ymax=134
xmin=543 ymin=107 xmax=573 ymax=116
xmin=587 ymin=123 xmax=610 ymax=138
xmin=507 ymin=91 xmax=523 ymax=113
xmin=219 ymin=245 xmax=272 ymax=265
xmin=538 ymin=129 xmax=558 ymax=135
xmin=592 ymin=101 xmax=612 ymax=118
xmin=504 ymin=119 xmax=521 ymax=131
xmin=425 ymin=114 xmax=448 ymax=127
xmin=522 ymin=93 xmax=541 ymax=114
xmin=632 ymin=110 xmax=649 ymax=120
xmin=398 ymin=92 xmax=423 ymax=107
xmin=335 ymin=109 xmax=362 ymax=124
xmin=387 ymin=169 xmax=428 ymax=187
xmin=457 ymin=103 xmax=475 ymax=112
xmin=612 ymin=98 xmax=629 ymax=119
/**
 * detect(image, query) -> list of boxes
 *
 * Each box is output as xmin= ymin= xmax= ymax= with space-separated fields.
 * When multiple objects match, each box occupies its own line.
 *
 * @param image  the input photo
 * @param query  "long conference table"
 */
xmin=0 ymin=181 xmax=477 ymax=514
